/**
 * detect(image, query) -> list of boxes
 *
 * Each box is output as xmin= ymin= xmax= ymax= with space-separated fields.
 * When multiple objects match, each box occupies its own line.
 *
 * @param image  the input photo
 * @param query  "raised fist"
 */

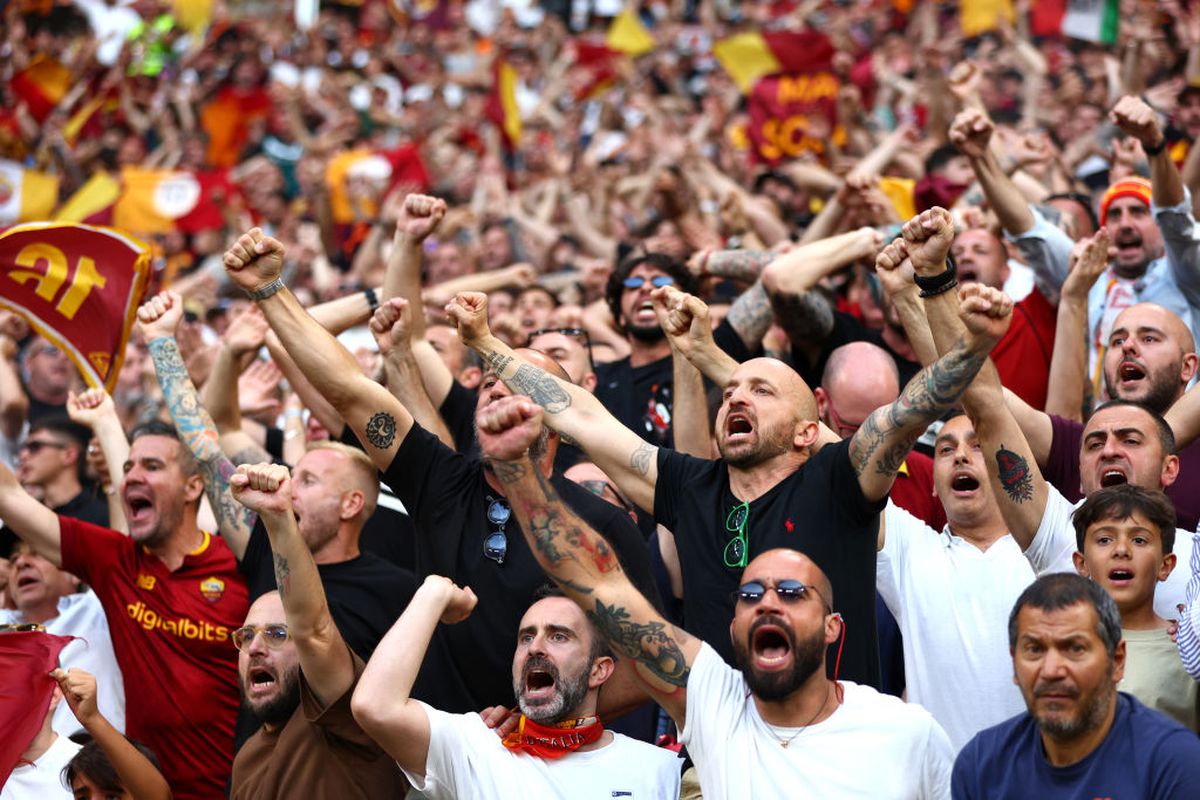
xmin=958 ymin=283 xmax=1013 ymax=350
xmin=902 ymin=207 xmax=956 ymax=276
xmin=948 ymin=108 xmax=993 ymax=161
xmin=444 ymin=292 xmax=492 ymax=345
xmin=223 ymin=228 xmax=286 ymax=294
xmin=476 ymin=395 xmax=545 ymax=463
xmin=230 ymin=462 xmax=293 ymax=517
xmin=1110 ymin=95 xmax=1164 ymax=151
xmin=396 ymin=194 xmax=447 ymax=242
xmin=137 ymin=290 xmax=184 ymax=342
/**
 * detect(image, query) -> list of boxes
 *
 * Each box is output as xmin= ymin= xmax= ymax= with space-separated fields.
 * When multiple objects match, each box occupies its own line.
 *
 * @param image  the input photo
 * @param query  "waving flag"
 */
xmin=487 ymin=57 xmax=523 ymax=149
xmin=9 ymin=56 xmax=71 ymax=123
xmin=606 ymin=8 xmax=656 ymax=56
xmin=0 ymin=161 xmax=59 ymax=224
xmin=0 ymin=223 xmax=150 ymax=390
xmin=0 ymin=632 xmax=74 ymax=786
xmin=325 ymin=146 xmax=430 ymax=225
xmin=715 ymin=30 xmax=841 ymax=164
xmin=1031 ymin=0 xmax=1118 ymax=43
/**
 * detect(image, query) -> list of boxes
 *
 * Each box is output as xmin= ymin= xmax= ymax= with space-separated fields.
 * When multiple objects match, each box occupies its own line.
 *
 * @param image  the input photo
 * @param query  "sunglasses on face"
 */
xmin=622 ymin=275 xmax=674 ymax=290
xmin=18 ymin=440 xmax=68 ymax=456
xmin=231 ymin=624 xmax=290 ymax=651
xmin=735 ymin=580 xmax=832 ymax=613
xmin=484 ymin=498 xmax=511 ymax=564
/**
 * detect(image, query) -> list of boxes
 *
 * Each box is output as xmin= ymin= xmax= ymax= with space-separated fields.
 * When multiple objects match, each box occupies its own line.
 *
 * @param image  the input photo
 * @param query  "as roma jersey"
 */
xmin=59 ymin=516 xmax=248 ymax=800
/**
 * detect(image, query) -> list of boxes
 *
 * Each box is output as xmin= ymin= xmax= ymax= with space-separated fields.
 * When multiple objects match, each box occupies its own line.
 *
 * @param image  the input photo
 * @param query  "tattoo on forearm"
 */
xmin=364 ymin=411 xmax=397 ymax=448
xmin=849 ymin=338 xmax=985 ymax=478
xmin=202 ymin=458 xmax=257 ymax=540
xmin=769 ymin=289 xmax=835 ymax=343
xmin=147 ymin=337 xmax=223 ymax=462
xmin=483 ymin=352 xmax=514 ymax=375
xmin=490 ymin=459 xmax=529 ymax=484
xmin=995 ymin=445 xmax=1034 ymax=503
xmin=588 ymin=600 xmax=690 ymax=686
xmin=273 ymin=553 xmax=291 ymax=596
xmin=630 ymin=444 xmax=654 ymax=476
xmin=707 ymin=250 xmax=773 ymax=282
xmin=509 ymin=364 xmax=571 ymax=413
xmin=727 ymin=283 xmax=775 ymax=347
xmin=230 ymin=446 xmax=271 ymax=467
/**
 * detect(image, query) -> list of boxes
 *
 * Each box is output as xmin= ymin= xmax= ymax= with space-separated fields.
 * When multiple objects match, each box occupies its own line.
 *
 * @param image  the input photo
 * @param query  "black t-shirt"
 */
xmin=238 ymin=520 xmax=417 ymax=661
xmin=383 ymin=422 xmax=663 ymax=713
xmin=440 ymin=379 xmax=479 ymax=456
xmin=654 ymin=438 xmax=884 ymax=688
xmin=594 ymin=319 xmax=752 ymax=450
xmin=789 ymin=311 xmax=920 ymax=392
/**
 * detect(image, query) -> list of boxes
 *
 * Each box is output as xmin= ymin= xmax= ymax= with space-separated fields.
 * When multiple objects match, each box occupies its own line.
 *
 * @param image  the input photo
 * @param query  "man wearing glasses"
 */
xmin=11 ymin=419 xmax=108 ymax=527
xmin=228 ymin=462 xmax=408 ymax=798
xmin=447 ymin=208 xmax=1008 ymax=692
xmin=221 ymin=229 xmax=660 ymax=726
xmin=473 ymin=394 xmax=953 ymax=798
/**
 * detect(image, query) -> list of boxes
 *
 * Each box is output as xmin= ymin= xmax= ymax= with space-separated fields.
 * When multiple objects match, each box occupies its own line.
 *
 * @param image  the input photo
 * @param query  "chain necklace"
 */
xmin=771 ymin=681 xmax=836 ymax=748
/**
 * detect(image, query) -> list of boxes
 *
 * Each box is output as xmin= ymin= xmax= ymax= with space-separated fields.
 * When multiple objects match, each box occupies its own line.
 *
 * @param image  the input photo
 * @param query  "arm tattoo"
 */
xmin=587 ymin=600 xmax=690 ymax=686
xmin=201 ymin=458 xmax=257 ymax=540
xmin=727 ymin=282 xmax=775 ymax=349
xmin=273 ymin=553 xmax=291 ymax=597
xmin=364 ymin=411 xmax=397 ymax=448
xmin=229 ymin=446 xmax=271 ymax=467
xmin=483 ymin=352 xmax=514 ymax=375
xmin=629 ymin=444 xmax=654 ymax=476
xmin=508 ymin=364 xmax=572 ymax=413
xmin=768 ymin=289 xmax=835 ymax=343
xmin=995 ymin=445 xmax=1034 ymax=502
xmin=147 ymin=337 xmax=224 ymax=462
xmin=849 ymin=338 xmax=985 ymax=478
xmin=706 ymin=250 xmax=773 ymax=282
xmin=489 ymin=459 xmax=528 ymax=483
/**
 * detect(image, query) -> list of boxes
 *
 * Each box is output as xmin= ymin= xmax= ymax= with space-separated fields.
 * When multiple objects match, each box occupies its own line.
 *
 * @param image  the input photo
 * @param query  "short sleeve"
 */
xmin=401 ymin=704 xmax=490 ymax=796
xmin=823 ymin=438 xmax=888 ymax=525
xmin=920 ymin=716 xmax=954 ymax=800
xmin=299 ymin=650 xmax=378 ymax=751
xmin=1024 ymin=486 xmax=1079 ymax=574
xmin=680 ymin=642 xmax=747 ymax=757
xmin=652 ymin=449 xmax=713 ymax=532
xmin=58 ymin=515 xmax=129 ymax=587
xmin=382 ymin=424 xmax=478 ymax=529
xmin=949 ymin=739 xmax=981 ymax=800
xmin=1149 ymin=728 xmax=1200 ymax=798
xmin=877 ymin=501 xmax=926 ymax=621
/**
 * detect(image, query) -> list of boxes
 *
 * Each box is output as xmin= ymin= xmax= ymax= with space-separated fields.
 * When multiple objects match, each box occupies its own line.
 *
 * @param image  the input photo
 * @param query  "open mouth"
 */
xmin=958 ymin=268 xmax=978 ymax=283
xmin=248 ymin=665 xmax=277 ymax=695
xmin=726 ymin=414 xmax=754 ymax=438
xmin=1099 ymin=469 xmax=1128 ymax=488
xmin=15 ymin=574 xmax=39 ymax=589
xmin=124 ymin=490 xmax=154 ymax=522
xmin=751 ymin=624 xmax=792 ymax=668
xmin=1118 ymin=362 xmax=1145 ymax=383
xmin=951 ymin=472 xmax=980 ymax=493
xmin=1107 ymin=568 xmax=1134 ymax=585
xmin=632 ymin=300 xmax=657 ymax=322
xmin=522 ymin=664 xmax=558 ymax=701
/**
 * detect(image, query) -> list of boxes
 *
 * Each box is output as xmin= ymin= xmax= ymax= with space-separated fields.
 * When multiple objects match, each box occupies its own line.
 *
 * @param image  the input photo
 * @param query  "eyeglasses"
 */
xmin=0 ymin=623 xmax=47 ymax=633
xmin=724 ymin=501 xmax=750 ymax=568
xmin=824 ymin=403 xmax=864 ymax=439
xmin=484 ymin=497 xmax=511 ymax=564
xmin=622 ymin=275 xmax=674 ymax=290
xmin=231 ymin=624 xmax=290 ymax=651
xmin=18 ymin=440 xmax=68 ymax=456
xmin=735 ymin=580 xmax=832 ymax=613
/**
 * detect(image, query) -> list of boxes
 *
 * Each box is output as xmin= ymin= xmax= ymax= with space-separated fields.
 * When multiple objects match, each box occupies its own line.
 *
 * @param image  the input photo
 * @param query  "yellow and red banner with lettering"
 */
xmin=0 ymin=223 xmax=150 ymax=390
xmin=715 ymin=30 xmax=841 ymax=165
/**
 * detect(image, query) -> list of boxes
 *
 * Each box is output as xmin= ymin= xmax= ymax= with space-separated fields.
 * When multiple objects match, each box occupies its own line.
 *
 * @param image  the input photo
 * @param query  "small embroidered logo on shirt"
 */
xmin=199 ymin=576 xmax=226 ymax=603
xmin=136 ymin=574 xmax=156 ymax=591
xmin=785 ymin=519 xmax=794 ymax=534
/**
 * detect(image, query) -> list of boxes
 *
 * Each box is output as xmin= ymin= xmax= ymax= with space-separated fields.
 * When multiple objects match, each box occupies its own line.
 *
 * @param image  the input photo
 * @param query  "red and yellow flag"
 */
xmin=10 ymin=56 xmax=71 ymax=123
xmin=714 ymin=30 xmax=842 ymax=164
xmin=487 ymin=57 xmax=523 ymax=149
xmin=0 ymin=632 xmax=74 ymax=787
xmin=0 ymin=223 xmax=151 ymax=390
xmin=0 ymin=160 xmax=59 ymax=224
xmin=605 ymin=8 xmax=655 ymax=56
xmin=325 ymin=146 xmax=429 ymax=225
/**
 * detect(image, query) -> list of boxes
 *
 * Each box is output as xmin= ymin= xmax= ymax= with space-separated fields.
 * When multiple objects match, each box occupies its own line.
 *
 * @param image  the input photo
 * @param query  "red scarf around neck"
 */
xmin=501 ymin=714 xmax=605 ymax=759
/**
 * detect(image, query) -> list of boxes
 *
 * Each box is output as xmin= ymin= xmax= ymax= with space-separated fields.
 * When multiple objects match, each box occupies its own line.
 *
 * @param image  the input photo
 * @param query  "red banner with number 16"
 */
xmin=0 ymin=223 xmax=150 ymax=391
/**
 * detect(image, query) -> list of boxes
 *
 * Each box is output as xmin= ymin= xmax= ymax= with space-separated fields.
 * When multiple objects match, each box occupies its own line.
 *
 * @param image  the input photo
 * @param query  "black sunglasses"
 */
xmin=19 ymin=440 xmax=68 ymax=456
xmin=622 ymin=275 xmax=674 ymax=289
xmin=484 ymin=497 xmax=511 ymax=564
xmin=735 ymin=579 xmax=831 ymax=613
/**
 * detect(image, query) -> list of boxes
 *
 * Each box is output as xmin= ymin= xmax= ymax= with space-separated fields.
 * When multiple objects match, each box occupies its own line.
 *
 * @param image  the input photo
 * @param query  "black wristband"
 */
xmin=914 ymin=255 xmax=958 ymax=298
xmin=1143 ymin=137 xmax=1167 ymax=156
xmin=364 ymin=287 xmax=379 ymax=312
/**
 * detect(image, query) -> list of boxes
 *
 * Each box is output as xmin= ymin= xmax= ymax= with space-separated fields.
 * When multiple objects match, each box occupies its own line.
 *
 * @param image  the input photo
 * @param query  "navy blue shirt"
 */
xmin=952 ymin=693 xmax=1200 ymax=799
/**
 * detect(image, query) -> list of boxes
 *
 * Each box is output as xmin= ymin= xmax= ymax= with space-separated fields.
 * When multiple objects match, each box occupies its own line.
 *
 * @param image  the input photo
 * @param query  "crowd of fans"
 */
xmin=6 ymin=0 xmax=1200 ymax=797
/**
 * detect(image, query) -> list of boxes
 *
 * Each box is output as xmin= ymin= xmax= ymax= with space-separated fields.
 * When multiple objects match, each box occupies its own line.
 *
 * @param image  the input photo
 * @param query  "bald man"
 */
xmin=1006 ymin=302 xmax=1200 ymax=529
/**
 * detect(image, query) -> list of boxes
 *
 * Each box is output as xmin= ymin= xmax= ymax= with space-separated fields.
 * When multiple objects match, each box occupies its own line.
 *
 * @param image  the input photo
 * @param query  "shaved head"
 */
xmin=743 ymin=548 xmax=834 ymax=609
xmin=740 ymin=357 xmax=817 ymax=421
xmin=821 ymin=342 xmax=900 ymax=408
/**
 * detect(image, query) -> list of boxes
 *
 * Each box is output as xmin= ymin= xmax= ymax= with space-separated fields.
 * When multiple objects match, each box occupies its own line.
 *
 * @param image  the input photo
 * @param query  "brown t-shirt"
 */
xmin=230 ymin=649 xmax=407 ymax=799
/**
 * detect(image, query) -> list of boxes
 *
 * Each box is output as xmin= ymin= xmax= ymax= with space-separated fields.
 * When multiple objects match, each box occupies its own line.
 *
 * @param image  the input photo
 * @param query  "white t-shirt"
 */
xmin=681 ymin=643 xmax=953 ymax=799
xmin=0 ymin=734 xmax=81 ymax=800
xmin=0 ymin=590 xmax=125 ymax=737
xmin=1028 ymin=485 xmax=1194 ymax=619
xmin=878 ymin=502 xmax=1052 ymax=752
xmin=403 ymin=703 xmax=682 ymax=799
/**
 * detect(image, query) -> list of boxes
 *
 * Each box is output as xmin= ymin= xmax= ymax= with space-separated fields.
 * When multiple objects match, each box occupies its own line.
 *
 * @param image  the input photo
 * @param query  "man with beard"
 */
xmin=952 ymin=573 xmax=1200 ymax=798
xmin=471 ymin=394 xmax=952 ymax=798
xmin=352 ymin=579 xmax=682 ymax=797
xmin=228 ymin=462 xmax=407 ymax=798
xmin=951 ymin=98 xmax=1200 ymax=383
xmin=448 ymin=208 xmax=1009 ymax=690
xmin=595 ymin=252 xmax=769 ymax=449
xmin=0 ymin=421 xmax=247 ymax=800
xmin=221 ymin=228 xmax=659 ymax=721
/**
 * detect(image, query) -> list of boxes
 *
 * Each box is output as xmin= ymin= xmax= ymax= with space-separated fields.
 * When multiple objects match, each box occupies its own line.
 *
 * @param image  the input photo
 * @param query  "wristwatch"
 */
xmin=247 ymin=277 xmax=285 ymax=301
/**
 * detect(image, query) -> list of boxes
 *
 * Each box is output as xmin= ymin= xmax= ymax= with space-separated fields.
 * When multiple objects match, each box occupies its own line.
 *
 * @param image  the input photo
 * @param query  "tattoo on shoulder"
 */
xmin=587 ymin=600 xmax=690 ymax=687
xmin=509 ymin=364 xmax=571 ymax=413
xmin=364 ymin=411 xmax=397 ymax=449
xmin=995 ymin=445 xmax=1034 ymax=503
xmin=629 ymin=444 xmax=654 ymax=476
xmin=273 ymin=553 xmax=291 ymax=596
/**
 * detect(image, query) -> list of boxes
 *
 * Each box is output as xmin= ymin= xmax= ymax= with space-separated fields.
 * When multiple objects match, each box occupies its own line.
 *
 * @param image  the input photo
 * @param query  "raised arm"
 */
xmin=949 ymin=108 xmax=1035 ymax=236
xmin=847 ymin=209 xmax=1009 ymax=502
xmin=66 ymin=388 xmax=129 ymax=534
xmin=447 ymin=292 xmax=659 ymax=513
xmin=380 ymin=193 xmax=446 ymax=340
xmin=477 ymin=397 xmax=697 ymax=727
xmin=1044 ymin=230 xmax=1112 ymax=421
xmin=0 ymin=460 xmax=62 ymax=564
xmin=370 ymin=299 xmax=456 ymax=450
xmin=138 ymin=291 xmax=256 ymax=559
xmin=223 ymin=229 xmax=413 ymax=473
xmin=351 ymin=575 xmax=477 ymax=777
xmin=53 ymin=668 xmax=172 ymax=800
xmin=652 ymin=286 xmax=740 ymax=387
xmin=230 ymin=463 xmax=354 ymax=706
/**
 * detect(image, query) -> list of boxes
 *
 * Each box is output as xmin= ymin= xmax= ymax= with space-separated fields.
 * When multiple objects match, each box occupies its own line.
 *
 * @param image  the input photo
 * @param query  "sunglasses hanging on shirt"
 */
xmin=484 ymin=497 xmax=512 ymax=564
